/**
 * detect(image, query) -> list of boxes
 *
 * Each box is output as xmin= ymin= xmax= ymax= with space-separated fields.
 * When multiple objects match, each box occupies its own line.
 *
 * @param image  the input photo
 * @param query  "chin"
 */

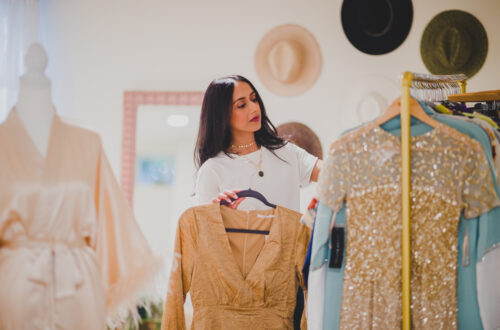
xmin=251 ymin=123 xmax=262 ymax=131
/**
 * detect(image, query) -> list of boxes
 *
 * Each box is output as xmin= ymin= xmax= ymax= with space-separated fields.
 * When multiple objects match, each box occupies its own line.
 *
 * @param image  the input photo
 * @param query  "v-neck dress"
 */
xmin=0 ymin=110 xmax=163 ymax=329
xmin=161 ymin=204 xmax=311 ymax=329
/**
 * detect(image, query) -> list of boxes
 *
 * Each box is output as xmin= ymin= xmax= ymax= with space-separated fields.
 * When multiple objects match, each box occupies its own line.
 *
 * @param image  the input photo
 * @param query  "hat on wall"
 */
xmin=342 ymin=74 xmax=400 ymax=125
xmin=341 ymin=0 xmax=413 ymax=55
xmin=276 ymin=122 xmax=323 ymax=159
xmin=420 ymin=10 xmax=488 ymax=78
xmin=255 ymin=24 xmax=322 ymax=97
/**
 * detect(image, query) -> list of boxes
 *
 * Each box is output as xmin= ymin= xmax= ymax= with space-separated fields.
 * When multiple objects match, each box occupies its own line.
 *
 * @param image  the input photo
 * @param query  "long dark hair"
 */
xmin=195 ymin=75 xmax=286 ymax=168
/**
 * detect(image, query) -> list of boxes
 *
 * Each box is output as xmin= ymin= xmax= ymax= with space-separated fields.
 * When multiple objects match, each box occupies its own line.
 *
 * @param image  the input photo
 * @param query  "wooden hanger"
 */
xmin=448 ymin=90 xmax=500 ymax=102
xmin=374 ymin=97 xmax=441 ymax=128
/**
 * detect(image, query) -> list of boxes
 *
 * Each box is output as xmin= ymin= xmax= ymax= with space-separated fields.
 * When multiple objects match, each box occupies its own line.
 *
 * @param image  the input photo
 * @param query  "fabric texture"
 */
xmin=195 ymin=143 xmax=317 ymax=212
xmin=0 ymin=110 xmax=163 ymax=329
xmin=315 ymin=121 xmax=499 ymax=329
xmin=312 ymin=116 xmax=500 ymax=330
xmin=162 ymin=204 xmax=311 ymax=329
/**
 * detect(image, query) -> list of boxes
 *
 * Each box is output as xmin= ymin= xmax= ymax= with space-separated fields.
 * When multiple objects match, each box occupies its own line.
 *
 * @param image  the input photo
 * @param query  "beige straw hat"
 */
xmin=255 ymin=24 xmax=322 ymax=97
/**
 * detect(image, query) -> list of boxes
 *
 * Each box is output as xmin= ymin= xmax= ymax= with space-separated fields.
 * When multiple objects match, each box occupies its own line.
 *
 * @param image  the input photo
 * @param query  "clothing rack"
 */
xmin=399 ymin=72 xmax=467 ymax=330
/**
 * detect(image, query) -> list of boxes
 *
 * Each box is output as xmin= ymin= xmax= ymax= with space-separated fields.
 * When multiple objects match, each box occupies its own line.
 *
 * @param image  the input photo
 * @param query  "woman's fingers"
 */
xmin=230 ymin=197 xmax=246 ymax=209
xmin=223 ymin=190 xmax=239 ymax=200
xmin=211 ymin=189 xmax=242 ymax=204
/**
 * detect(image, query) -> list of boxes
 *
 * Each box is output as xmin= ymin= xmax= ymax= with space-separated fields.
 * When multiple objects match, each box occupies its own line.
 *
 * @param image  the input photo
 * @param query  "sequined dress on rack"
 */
xmin=316 ymin=122 xmax=500 ymax=329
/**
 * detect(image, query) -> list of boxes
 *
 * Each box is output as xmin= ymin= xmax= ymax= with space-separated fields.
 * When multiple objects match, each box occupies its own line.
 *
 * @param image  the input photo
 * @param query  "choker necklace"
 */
xmin=231 ymin=141 xmax=255 ymax=149
xmin=239 ymin=148 xmax=264 ymax=177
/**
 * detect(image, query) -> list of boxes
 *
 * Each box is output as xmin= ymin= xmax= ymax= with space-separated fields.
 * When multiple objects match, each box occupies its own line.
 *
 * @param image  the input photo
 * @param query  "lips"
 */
xmin=250 ymin=116 xmax=260 ymax=122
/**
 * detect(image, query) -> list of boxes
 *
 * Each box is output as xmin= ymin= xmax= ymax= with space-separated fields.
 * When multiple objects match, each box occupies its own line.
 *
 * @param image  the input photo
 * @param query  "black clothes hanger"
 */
xmin=221 ymin=189 xmax=276 ymax=235
xmin=220 ymin=189 xmax=276 ymax=208
xmin=225 ymin=228 xmax=270 ymax=235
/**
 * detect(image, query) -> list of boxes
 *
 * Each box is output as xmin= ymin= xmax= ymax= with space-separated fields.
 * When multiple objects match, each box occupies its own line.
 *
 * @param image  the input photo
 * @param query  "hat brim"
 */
xmin=420 ymin=10 xmax=488 ymax=78
xmin=276 ymin=122 xmax=323 ymax=159
xmin=341 ymin=0 xmax=413 ymax=55
xmin=255 ymin=24 xmax=322 ymax=97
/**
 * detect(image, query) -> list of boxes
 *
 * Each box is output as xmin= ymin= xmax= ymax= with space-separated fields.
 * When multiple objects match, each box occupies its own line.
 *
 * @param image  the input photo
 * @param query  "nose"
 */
xmin=249 ymin=99 xmax=260 ymax=114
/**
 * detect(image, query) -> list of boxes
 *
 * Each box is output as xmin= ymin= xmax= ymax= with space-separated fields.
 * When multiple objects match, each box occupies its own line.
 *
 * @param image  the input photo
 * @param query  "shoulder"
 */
xmin=278 ymin=206 xmax=311 ymax=235
xmin=438 ymin=123 xmax=484 ymax=153
xmin=278 ymin=205 xmax=302 ymax=221
xmin=276 ymin=141 xmax=300 ymax=154
xmin=59 ymin=118 xmax=101 ymax=147
xmin=197 ymin=154 xmax=228 ymax=177
xmin=268 ymin=142 xmax=303 ymax=159
xmin=179 ymin=204 xmax=217 ymax=227
xmin=328 ymin=122 xmax=376 ymax=155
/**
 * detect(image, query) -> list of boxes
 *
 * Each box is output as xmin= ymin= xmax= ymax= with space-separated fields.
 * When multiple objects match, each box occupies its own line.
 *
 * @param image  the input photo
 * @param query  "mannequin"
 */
xmin=15 ymin=43 xmax=55 ymax=158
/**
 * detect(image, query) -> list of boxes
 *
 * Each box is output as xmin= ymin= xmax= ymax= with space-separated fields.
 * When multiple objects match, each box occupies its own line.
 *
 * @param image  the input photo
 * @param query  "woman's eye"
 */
xmin=237 ymin=103 xmax=246 ymax=109
xmin=251 ymin=98 xmax=258 ymax=103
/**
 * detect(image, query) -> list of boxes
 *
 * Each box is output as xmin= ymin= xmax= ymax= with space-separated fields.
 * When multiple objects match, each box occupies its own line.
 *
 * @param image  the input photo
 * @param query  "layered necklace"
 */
xmin=240 ymin=148 xmax=264 ymax=177
xmin=231 ymin=141 xmax=264 ymax=177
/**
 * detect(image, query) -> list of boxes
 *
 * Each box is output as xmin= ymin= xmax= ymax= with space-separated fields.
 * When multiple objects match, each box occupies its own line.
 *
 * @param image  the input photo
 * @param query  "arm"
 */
xmin=310 ymin=159 xmax=323 ymax=183
xmin=196 ymin=162 xmax=245 ymax=208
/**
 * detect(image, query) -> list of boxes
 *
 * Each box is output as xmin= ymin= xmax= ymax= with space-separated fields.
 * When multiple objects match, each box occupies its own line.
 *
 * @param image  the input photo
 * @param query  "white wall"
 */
xmin=39 ymin=0 xmax=500 ymax=179
xmin=38 ymin=0 xmax=500 ymax=181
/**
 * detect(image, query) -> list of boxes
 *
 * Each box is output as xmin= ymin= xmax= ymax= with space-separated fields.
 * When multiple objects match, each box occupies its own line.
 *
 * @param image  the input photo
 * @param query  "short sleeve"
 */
xmin=290 ymin=143 xmax=318 ymax=188
xmin=195 ymin=161 xmax=222 ymax=205
xmin=316 ymin=142 xmax=350 ymax=212
xmin=462 ymin=146 xmax=500 ymax=219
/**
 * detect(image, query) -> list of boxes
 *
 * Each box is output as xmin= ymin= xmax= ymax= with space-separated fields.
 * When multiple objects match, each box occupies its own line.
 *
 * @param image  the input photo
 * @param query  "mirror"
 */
xmin=133 ymin=103 xmax=201 ymax=254
xmin=121 ymin=91 xmax=203 ymax=325
xmin=121 ymin=91 xmax=203 ymax=256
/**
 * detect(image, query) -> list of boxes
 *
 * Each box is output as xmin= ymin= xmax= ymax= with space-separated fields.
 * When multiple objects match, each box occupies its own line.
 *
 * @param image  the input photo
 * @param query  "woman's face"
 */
xmin=229 ymin=81 xmax=262 ymax=135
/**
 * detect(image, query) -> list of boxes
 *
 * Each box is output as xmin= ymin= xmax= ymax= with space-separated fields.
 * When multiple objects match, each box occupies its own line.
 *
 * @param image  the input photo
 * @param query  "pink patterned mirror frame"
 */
xmin=121 ymin=91 xmax=204 ymax=205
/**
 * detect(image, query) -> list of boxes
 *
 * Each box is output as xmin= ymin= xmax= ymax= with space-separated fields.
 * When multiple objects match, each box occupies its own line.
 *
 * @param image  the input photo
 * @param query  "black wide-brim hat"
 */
xmin=341 ymin=0 xmax=413 ymax=55
xmin=421 ymin=10 xmax=488 ymax=78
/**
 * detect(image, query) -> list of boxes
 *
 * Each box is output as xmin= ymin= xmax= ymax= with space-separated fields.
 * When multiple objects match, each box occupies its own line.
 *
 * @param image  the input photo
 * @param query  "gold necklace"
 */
xmin=231 ymin=141 xmax=255 ymax=149
xmin=239 ymin=147 xmax=264 ymax=177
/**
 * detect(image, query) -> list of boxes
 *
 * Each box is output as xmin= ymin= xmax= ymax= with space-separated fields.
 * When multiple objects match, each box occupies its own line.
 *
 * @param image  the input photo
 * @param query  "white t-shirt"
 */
xmin=195 ymin=143 xmax=318 ymax=212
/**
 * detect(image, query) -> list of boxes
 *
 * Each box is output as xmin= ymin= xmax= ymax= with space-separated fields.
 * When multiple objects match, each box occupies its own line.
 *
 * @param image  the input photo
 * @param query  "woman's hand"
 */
xmin=211 ymin=189 xmax=246 ymax=209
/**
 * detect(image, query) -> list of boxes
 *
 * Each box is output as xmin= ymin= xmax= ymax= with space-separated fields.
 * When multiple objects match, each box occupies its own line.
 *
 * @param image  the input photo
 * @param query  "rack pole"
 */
xmin=401 ymin=71 xmax=413 ymax=330
xmin=459 ymin=80 xmax=467 ymax=93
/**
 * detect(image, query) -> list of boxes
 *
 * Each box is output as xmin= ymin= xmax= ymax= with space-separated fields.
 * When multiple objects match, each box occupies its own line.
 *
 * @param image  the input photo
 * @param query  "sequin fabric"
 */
xmin=317 ymin=122 xmax=500 ymax=329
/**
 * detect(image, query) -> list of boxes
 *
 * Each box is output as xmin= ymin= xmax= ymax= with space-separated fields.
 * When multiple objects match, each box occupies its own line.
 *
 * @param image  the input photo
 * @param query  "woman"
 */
xmin=194 ymin=75 xmax=321 ymax=329
xmin=195 ymin=75 xmax=322 ymax=210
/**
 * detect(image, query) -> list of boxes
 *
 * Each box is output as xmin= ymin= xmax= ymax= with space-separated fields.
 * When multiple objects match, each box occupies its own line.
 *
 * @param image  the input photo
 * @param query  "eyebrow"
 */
xmin=232 ymin=92 xmax=256 ymax=105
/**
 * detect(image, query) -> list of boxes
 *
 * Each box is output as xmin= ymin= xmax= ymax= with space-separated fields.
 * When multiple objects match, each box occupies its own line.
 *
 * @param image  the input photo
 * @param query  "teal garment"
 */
xmin=313 ymin=112 xmax=500 ymax=329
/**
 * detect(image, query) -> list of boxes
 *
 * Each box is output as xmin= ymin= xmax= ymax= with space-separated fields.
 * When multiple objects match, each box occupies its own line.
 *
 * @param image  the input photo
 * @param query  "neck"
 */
xmin=16 ymin=73 xmax=55 ymax=119
xmin=230 ymin=132 xmax=258 ymax=155
xmin=231 ymin=132 xmax=255 ymax=147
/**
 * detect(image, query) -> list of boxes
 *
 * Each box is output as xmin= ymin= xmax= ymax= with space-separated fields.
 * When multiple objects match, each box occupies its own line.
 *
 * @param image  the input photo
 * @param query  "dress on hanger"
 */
xmin=162 ymin=203 xmax=310 ymax=329
xmin=315 ymin=121 xmax=499 ymax=329
xmin=0 ymin=110 xmax=163 ymax=329
xmin=310 ymin=114 xmax=500 ymax=330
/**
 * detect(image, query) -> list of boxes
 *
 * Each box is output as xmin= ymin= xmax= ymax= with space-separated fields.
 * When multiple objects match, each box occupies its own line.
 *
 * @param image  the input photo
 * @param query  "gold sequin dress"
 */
xmin=317 ymin=122 xmax=500 ymax=329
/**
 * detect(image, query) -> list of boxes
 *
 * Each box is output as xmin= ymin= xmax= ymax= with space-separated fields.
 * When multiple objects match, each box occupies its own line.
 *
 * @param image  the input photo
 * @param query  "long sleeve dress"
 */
xmin=161 ymin=204 xmax=311 ymax=329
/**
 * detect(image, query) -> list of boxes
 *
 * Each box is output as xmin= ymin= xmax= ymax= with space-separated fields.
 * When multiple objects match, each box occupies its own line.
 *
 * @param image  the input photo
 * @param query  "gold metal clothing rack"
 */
xmin=399 ymin=72 xmax=467 ymax=330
